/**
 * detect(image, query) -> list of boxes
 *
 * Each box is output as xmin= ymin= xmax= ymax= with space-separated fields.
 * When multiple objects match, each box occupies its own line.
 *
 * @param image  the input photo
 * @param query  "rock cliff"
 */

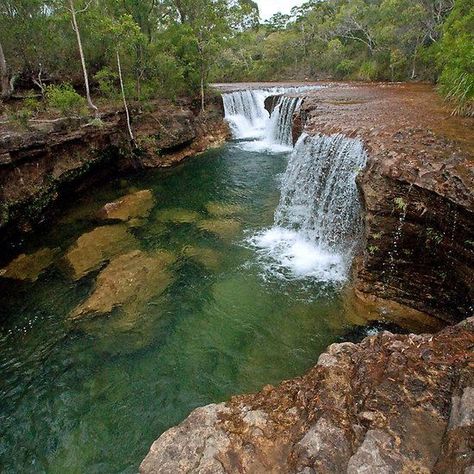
xmin=294 ymin=83 xmax=474 ymax=323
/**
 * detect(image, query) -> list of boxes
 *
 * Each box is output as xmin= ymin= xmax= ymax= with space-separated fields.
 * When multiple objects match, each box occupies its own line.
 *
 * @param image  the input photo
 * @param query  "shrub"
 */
xmin=45 ymin=84 xmax=87 ymax=116
xmin=357 ymin=61 xmax=379 ymax=81
xmin=8 ymin=107 xmax=32 ymax=128
xmin=94 ymin=67 xmax=119 ymax=99
xmin=436 ymin=0 xmax=474 ymax=116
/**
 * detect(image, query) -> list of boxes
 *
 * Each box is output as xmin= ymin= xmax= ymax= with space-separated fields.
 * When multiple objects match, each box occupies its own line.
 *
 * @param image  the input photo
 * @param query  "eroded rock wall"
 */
xmin=140 ymin=317 xmax=474 ymax=474
xmin=0 ymin=96 xmax=228 ymax=244
xmin=293 ymin=83 xmax=474 ymax=323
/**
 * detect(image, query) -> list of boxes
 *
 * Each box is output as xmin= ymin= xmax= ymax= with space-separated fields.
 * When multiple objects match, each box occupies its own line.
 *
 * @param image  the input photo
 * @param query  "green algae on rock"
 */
xmin=70 ymin=249 xmax=175 ymax=320
xmin=183 ymin=246 xmax=222 ymax=271
xmin=156 ymin=208 xmax=201 ymax=224
xmin=64 ymin=225 xmax=138 ymax=280
xmin=198 ymin=218 xmax=241 ymax=241
xmin=205 ymin=202 xmax=243 ymax=217
xmin=0 ymin=247 xmax=59 ymax=282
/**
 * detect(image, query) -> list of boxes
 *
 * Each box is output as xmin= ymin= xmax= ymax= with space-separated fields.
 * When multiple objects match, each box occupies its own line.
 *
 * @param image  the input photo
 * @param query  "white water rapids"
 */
xmin=222 ymin=87 xmax=367 ymax=284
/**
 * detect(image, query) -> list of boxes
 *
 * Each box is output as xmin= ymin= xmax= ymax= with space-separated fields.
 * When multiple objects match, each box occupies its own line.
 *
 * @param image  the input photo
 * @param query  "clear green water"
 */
xmin=0 ymin=143 xmax=362 ymax=473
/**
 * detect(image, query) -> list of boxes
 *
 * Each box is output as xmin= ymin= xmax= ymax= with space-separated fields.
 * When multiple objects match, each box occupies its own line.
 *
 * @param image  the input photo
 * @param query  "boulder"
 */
xmin=70 ymin=249 xmax=175 ymax=320
xmin=205 ymin=202 xmax=242 ymax=217
xmin=97 ymin=190 xmax=154 ymax=223
xmin=183 ymin=246 xmax=222 ymax=271
xmin=198 ymin=218 xmax=241 ymax=241
xmin=0 ymin=247 xmax=59 ymax=281
xmin=156 ymin=208 xmax=201 ymax=224
xmin=140 ymin=318 xmax=474 ymax=473
xmin=64 ymin=224 xmax=138 ymax=280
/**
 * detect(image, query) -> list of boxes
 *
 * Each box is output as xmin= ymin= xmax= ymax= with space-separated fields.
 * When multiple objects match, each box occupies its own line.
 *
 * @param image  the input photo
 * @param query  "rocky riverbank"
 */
xmin=141 ymin=316 xmax=474 ymax=473
xmin=0 ymin=95 xmax=229 ymax=248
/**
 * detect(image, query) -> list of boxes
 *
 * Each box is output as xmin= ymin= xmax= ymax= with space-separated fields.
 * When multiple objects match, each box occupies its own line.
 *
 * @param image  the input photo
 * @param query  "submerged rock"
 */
xmin=97 ymin=190 xmax=154 ymax=223
xmin=198 ymin=218 xmax=241 ymax=241
xmin=156 ymin=208 xmax=201 ymax=224
xmin=140 ymin=317 xmax=474 ymax=473
xmin=64 ymin=225 xmax=138 ymax=280
xmin=70 ymin=249 xmax=175 ymax=320
xmin=0 ymin=247 xmax=59 ymax=282
xmin=183 ymin=246 xmax=222 ymax=271
xmin=205 ymin=202 xmax=242 ymax=217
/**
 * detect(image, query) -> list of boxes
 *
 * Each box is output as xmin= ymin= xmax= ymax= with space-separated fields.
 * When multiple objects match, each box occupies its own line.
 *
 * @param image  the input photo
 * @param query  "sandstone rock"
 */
xmin=0 ymin=247 xmax=59 ymax=281
xmin=155 ymin=208 xmax=201 ymax=224
xmin=198 ymin=218 xmax=241 ymax=241
xmin=64 ymin=225 xmax=137 ymax=280
xmin=140 ymin=318 xmax=474 ymax=474
xmin=96 ymin=190 xmax=154 ymax=223
xmin=183 ymin=246 xmax=222 ymax=271
xmin=70 ymin=249 xmax=175 ymax=320
xmin=205 ymin=202 xmax=242 ymax=217
xmin=140 ymin=404 xmax=230 ymax=474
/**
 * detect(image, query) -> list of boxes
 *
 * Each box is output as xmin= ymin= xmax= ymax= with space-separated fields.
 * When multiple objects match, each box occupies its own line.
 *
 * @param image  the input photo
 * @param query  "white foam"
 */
xmin=247 ymin=227 xmax=346 ymax=282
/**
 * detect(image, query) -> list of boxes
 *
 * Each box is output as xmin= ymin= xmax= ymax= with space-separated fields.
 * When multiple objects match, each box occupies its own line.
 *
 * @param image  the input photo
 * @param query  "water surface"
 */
xmin=0 ymin=143 xmax=361 ymax=472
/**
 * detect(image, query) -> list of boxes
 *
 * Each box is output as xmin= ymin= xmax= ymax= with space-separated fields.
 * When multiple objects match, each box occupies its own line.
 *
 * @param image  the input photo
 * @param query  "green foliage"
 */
xmin=0 ymin=0 xmax=470 ymax=108
xmin=94 ymin=68 xmax=118 ymax=99
xmin=8 ymin=95 xmax=42 ymax=128
xmin=45 ymin=84 xmax=87 ymax=117
xmin=394 ymin=197 xmax=407 ymax=211
xmin=8 ymin=107 xmax=32 ymax=128
xmin=436 ymin=0 xmax=474 ymax=116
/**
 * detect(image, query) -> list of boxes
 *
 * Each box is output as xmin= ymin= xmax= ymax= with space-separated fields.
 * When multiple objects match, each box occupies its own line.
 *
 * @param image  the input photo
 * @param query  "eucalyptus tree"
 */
xmin=0 ymin=38 xmax=10 ymax=97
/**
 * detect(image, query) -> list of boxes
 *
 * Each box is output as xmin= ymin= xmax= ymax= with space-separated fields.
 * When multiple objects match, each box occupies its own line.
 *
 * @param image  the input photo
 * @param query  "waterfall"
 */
xmin=267 ymin=96 xmax=302 ymax=147
xmin=249 ymin=133 xmax=367 ymax=283
xmin=222 ymin=89 xmax=270 ymax=139
xmin=222 ymin=86 xmax=314 ymax=148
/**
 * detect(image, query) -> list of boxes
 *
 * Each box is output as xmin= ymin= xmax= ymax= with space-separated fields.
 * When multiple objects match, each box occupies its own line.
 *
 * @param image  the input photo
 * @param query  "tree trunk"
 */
xmin=0 ymin=39 xmax=12 ymax=99
xmin=117 ymin=50 xmax=135 ymax=144
xmin=69 ymin=0 xmax=98 ymax=116
xmin=199 ymin=48 xmax=205 ymax=112
xmin=200 ymin=73 xmax=205 ymax=112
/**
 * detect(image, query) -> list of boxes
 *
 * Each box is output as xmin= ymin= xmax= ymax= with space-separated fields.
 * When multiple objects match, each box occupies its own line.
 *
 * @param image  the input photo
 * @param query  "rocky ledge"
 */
xmin=0 ymin=95 xmax=228 ymax=246
xmin=141 ymin=317 xmax=474 ymax=473
xmin=291 ymin=82 xmax=473 ymax=324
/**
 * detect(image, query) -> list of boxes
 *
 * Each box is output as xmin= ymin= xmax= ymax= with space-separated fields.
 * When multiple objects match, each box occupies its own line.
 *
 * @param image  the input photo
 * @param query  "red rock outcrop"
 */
xmin=141 ymin=317 xmax=474 ymax=473
xmin=293 ymin=83 xmax=474 ymax=324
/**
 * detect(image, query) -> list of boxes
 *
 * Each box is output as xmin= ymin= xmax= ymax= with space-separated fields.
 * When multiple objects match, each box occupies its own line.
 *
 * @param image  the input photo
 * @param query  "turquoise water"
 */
xmin=0 ymin=143 xmax=361 ymax=473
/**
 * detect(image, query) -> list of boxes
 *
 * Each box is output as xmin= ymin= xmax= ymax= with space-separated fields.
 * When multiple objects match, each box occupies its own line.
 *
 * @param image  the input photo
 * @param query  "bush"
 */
xmin=8 ymin=96 xmax=42 ymax=128
xmin=8 ymin=107 xmax=32 ymax=128
xmin=357 ymin=61 xmax=379 ymax=81
xmin=94 ymin=67 xmax=119 ymax=99
xmin=436 ymin=0 xmax=474 ymax=116
xmin=45 ymin=84 xmax=87 ymax=116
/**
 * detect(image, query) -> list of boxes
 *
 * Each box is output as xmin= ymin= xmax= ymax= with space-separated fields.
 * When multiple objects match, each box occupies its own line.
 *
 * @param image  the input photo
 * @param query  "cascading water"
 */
xmin=267 ymin=96 xmax=302 ymax=147
xmin=249 ymin=133 xmax=367 ymax=283
xmin=222 ymin=89 xmax=270 ymax=140
xmin=222 ymin=87 xmax=313 ymax=149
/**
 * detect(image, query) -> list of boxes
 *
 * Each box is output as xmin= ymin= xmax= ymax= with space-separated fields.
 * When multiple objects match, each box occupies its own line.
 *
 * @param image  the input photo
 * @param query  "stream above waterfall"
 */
xmin=0 ymin=87 xmax=374 ymax=473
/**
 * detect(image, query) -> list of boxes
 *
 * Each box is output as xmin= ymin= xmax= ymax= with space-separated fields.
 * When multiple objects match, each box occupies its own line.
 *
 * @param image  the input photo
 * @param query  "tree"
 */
xmin=0 ymin=38 xmax=11 ymax=98
xmin=67 ymin=0 xmax=98 ymax=116
xmin=436 ymin=0 xmax=474 ymax=115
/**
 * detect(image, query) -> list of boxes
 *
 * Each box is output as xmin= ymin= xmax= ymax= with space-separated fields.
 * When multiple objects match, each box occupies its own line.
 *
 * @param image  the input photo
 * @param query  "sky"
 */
xmin=256 ymin=0 xmax=307 ymax=20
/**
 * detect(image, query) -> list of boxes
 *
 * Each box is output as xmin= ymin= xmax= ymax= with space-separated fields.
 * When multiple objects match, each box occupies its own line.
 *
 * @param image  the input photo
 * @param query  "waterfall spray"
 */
xmin=249 ymin=133 xmax=367 ymax=282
